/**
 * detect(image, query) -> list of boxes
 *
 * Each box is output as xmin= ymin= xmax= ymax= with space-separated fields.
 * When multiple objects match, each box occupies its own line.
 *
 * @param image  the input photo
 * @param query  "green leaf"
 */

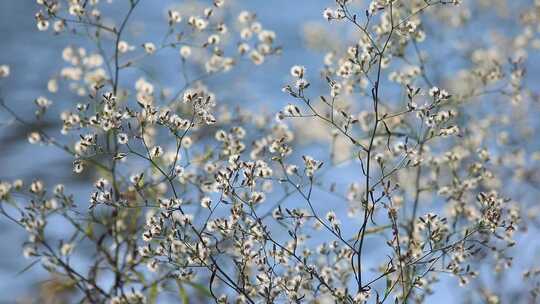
xmin=85 ymin=222 xmax=94 ymax=238
xmin=149 ymin=282 xmax=158 ymax=304
xmin=133 ymin=270 xmax=146 ymax=285
xmin=185 ymin=281 xmax=212 ymax=298
xmin=384 ymin=275 xmax=392 ymax=297
xmin=176 ymin=280 xmax=189 ymax=304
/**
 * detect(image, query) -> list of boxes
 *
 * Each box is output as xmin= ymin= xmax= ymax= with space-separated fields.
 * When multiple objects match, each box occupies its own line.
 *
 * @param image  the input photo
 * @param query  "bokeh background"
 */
xmin=1 ymin=0 xmax=539 ymax=303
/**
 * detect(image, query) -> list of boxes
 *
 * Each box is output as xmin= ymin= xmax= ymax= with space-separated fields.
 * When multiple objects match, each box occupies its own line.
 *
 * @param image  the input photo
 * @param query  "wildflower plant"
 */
xmin=1 ymin=0 xmax=540 ymax=303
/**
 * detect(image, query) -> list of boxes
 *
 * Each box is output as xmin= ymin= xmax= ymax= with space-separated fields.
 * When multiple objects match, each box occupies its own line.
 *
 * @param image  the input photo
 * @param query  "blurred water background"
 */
xmin=1 ymin=0 xmax=539 ymax=302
